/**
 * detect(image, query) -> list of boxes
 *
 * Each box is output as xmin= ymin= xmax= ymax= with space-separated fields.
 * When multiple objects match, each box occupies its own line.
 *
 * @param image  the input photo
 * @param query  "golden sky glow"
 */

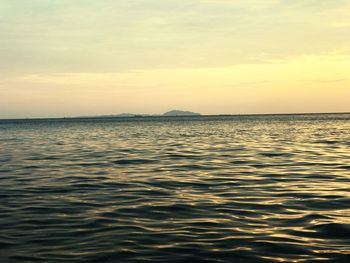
xmin=0 ymin=0 xmax=349 ymax=118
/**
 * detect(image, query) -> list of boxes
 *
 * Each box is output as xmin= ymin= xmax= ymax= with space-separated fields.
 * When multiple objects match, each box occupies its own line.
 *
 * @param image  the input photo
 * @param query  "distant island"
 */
xmin=81 ymin=110 xmax=201 ymax=118
xmin=162 ymin=110 xmax=201 ymax=116
xmin=100 ymin=113 xmax=137 ymax=118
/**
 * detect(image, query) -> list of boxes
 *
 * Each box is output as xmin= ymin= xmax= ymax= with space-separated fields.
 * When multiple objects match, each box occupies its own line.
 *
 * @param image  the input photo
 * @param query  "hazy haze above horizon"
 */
xmin=1 ymin=0 xmax=350 ymax=118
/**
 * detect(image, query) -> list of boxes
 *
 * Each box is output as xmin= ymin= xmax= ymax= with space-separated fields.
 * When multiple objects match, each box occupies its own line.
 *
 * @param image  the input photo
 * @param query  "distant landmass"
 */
xmin=99 ymin=113 xmax=137 ymax=118
xmin=79 ymin=110 xmax=201 ymax=118
xmin=113 ymin=113 xmax=136 ymax=117
xmin=162 ymin=110 xmax=201 ymax=116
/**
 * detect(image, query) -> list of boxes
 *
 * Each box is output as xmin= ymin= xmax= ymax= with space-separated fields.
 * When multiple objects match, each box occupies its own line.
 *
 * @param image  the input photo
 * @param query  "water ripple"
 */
xmin=0 ymin=114 xmax=350 ymax=262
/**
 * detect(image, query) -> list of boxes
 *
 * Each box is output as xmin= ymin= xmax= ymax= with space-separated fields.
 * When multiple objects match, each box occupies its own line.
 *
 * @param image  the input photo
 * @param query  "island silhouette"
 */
xmin=90 ymin=110 xmax=201 ymax=118
xmin=162 ymin=110 xmax=201 ymax=116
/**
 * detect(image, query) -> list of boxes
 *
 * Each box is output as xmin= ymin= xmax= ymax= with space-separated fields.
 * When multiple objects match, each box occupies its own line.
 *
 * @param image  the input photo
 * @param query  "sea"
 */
xmin=0 ymin=114 xmax=350 ymax=262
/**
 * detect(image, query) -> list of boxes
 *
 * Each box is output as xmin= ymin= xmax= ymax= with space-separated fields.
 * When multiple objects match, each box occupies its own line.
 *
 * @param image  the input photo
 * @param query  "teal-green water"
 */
xmin=1 ymin=114 xmax=350 ymax=262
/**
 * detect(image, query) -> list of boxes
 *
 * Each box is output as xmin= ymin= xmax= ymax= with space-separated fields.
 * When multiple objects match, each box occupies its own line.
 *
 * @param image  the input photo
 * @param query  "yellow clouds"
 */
xmin=2 ymin=54 xmax=348 ymax=117
xmin=17 ymin=53 xmax=350 ymax=91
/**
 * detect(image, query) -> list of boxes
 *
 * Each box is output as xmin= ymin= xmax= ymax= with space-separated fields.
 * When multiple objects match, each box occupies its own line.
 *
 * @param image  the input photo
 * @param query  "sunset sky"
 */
xmin=1 ymin=0 xmax=350 ymax=118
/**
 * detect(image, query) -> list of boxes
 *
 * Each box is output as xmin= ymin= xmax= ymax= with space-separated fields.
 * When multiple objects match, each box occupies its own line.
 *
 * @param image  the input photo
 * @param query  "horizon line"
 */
xmin=1 ymin=111 xmax=350 ymax=121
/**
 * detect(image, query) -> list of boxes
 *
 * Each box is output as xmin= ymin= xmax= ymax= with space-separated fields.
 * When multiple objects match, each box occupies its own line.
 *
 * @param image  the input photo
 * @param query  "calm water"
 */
xmin=1 ymin=114 xmax=350 ymax=262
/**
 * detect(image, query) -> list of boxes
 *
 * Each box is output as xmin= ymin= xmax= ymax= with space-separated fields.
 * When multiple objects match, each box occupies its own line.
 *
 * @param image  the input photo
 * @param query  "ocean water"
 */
xmin=0 ymin=114 xmax=350 ymax=262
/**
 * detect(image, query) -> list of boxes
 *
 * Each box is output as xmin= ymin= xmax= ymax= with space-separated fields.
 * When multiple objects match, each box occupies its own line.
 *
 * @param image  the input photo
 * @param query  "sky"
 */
xmin=0 ymin=0 xmax=350 ymax=118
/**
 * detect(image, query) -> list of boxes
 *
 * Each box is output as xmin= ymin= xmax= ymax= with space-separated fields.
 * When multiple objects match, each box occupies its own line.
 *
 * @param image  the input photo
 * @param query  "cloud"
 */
xmin=1 ymin=1 xmax=350 ymax=75
xmin=313 ymin=78 xmax=347 ymax=83
xmin=1 ymin=53 xmax=350 ymax=118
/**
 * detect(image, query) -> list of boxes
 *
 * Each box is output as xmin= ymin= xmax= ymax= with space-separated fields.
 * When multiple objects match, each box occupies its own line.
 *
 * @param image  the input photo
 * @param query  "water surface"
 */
xmin=1 ymin=114 xmax=350 ymax=262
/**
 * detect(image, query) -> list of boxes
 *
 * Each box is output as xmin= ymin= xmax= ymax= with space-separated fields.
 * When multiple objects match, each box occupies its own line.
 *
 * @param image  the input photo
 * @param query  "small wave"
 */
xmin=259 ymin=152 xmax=292 ymax=158
xmin=314 ymin=140 xmax=340 ymax=145
xmin=112 ymin=159 xmax=157 ymax=165
xmin=308 ymin=223 xmax=350 ymax=239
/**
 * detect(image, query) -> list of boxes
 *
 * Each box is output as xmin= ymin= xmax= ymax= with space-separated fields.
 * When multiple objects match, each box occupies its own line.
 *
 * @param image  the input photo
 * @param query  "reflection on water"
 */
xmin=0 ymin=114 xmax=350 ymax=262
